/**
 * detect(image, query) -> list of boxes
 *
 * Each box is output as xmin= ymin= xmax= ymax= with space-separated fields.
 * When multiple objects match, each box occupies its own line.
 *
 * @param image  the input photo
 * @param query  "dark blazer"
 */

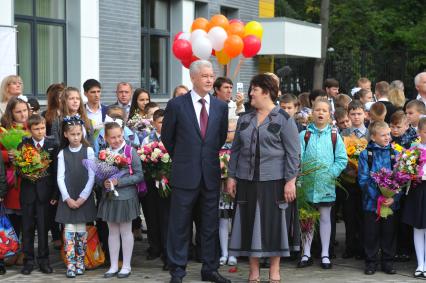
xmin=379 ymin=100 xmax=397 ymax=124
xmin=161 ymin=91 xmax=228 ymax=190
xmin=18 ymin=136 xmax=59 ymax=204
xmin=101 ymin=104 xmax=108 ymax=122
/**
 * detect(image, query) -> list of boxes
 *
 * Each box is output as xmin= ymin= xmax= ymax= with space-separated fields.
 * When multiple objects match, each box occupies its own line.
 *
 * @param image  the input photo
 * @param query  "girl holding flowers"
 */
xmin=97 ymin=121 xmax=143 ymax=279
xmin=298 ymin=98 xmax=347 ymax=269
xmin=402 ymin=117 xmax=426 ymax=278
xmin=56 ymin=115 xmax=97 ymax=278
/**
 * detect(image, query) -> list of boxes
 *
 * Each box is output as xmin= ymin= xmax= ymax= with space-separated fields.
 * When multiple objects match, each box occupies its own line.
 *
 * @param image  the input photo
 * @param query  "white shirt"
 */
xmin=142 ymin=131 xmax=161 ymax=146
xmin=85 ymin=103 xmax=103 ymax=129
xmin=417 ymin=94 xmax=426 ymax=106
xmin=57 ymin=145 xmax=95 ymax=201
xmin=32 ymin=137 xmax=45 ymax=148
xmin=110 ymin=140 xmax=126 ymax=154
xmin=378 ymin=97 xmax=389 ymax=102
xmin=117 ymin=101 xmax=131 ymax=114
xmin=191 ymin=90 xmax=210 ymax=128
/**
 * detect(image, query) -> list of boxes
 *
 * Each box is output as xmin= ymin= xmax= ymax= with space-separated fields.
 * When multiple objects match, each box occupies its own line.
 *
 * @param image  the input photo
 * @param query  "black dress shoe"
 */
xmin=163 ymin=263 xmax=170 ymax=271
xmin=320 ymin=256 xmax=332 ymax=269
xmin=21 ymin=264 xmax=33 ymax=275
xmin=201 ymin=271 xmax=231 ymax=283
xmin=170 ymin=276 xmax=183 ymax=283
xmin=414 ymin=269 xmax=423 ymax=278
xmin=0 ymin=264 xmax=5 ymax=275
xmin=382 ymin=266 xmax=396 ymax=275
xmin=297 ymin=256 xmax=313 ymax=268
xmin=117 ymin=272 xmax=131 ymax=278
xmin=364 ymin=268 xmax=375 ymax=275
xmin=39 ymin=263 xmax=53 ymax=274
xmin=146 ymin=253 xmax=161 ymax=260
xmin=104 ymin=271 xmax=118 ymax=278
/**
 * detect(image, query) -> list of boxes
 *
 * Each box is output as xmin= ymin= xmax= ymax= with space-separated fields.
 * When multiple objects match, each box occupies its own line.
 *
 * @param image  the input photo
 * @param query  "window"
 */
xmin=141 ymin=0 xmax=170 ymax=97
xmin=195 ymin=1 xmax=208 ymax=19
xmin=15 ymin=0 xmax=66 ymax=97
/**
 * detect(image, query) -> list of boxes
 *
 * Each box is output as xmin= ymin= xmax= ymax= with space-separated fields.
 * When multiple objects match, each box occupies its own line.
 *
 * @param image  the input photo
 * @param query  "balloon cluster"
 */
xmin=173 ymin=15 xmax=263 ymax=68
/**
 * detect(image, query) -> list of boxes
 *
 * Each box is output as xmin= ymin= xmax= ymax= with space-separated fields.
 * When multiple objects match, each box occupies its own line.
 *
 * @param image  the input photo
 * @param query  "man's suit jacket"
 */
xmin=18 ymin=136 xmax=59 ymax=204
xmin=161 ymin=92 xmax=228 ymax=190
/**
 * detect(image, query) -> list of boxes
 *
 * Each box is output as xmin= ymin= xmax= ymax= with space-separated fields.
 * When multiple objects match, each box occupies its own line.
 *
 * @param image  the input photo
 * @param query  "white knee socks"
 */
xmin=319 ymin=207 xmax=332 ymax=264
xmin=119 ymin=221 xmax=134 ymax=273
xmin=107 ymin=221 xmax=134 ymax=274
xmin=219 ymin=218 xmax=229 ymax=258
xmin=414 ymin=228 xmax=426 ymax=271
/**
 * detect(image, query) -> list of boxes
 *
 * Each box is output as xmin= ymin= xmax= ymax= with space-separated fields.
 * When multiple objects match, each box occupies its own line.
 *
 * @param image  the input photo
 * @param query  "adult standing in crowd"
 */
xmin=0 ymin=75 xmax=24 ymax=117
xmin=112 ymin=82 xmax=133 ymax=117
xmin=213 ymin=77 xmax=245 ymax=120
xmin=227 ymin=74 xmax=300 ymax=282
xmin=415 ymin=72 xmax=426 ymax=105
xmin=162 ymin=60 xmax=229 ymax=283
xmin=42 ymin=83 xmax=65 ymax=137
xmin=324 ymin=78 xmax=339 ymax=113
xmin=83 ymin=79 xmax=108 ymax=130
xmin=375 ymin=81 xmax=397 ymax=123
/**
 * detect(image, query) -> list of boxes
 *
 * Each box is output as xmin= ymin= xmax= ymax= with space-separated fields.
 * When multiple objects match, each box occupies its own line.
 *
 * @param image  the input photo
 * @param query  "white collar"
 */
xmin=417 ymin=94 xmax=426 ymax=103
xmin=378 ymin=97 xmax=389 ymax=102
xmin=191 ymin=90 xmax=210 ymax=105
xmin=69 ymin=144 xmax=83 ymax=151
xmin=33 ymin=137 xmax=45 ymax=147
xmin=110 ymin=140 xmax=126 ymax=153
xmin=85 ymin=102 xmax=102 ymax=113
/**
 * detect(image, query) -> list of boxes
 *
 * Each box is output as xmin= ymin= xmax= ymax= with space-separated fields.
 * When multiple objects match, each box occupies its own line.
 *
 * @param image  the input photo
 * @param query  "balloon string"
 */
xmin=232 ymin=57 xmax=244 ymax=80
xmin=226 ymin=63 xmax=231 ymax=78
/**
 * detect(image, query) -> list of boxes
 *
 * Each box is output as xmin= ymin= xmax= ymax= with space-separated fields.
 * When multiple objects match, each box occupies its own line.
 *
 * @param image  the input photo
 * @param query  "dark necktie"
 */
xmin=36 ymin=143 xmax=41 ymax=150
xmin=199 ymin=98 xmax=208 ymax=139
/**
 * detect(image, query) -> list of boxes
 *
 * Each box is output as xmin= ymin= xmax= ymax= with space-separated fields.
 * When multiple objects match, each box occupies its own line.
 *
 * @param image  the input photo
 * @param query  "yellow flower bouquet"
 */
xmin=13 ymin=144 xmax=51 ymax=182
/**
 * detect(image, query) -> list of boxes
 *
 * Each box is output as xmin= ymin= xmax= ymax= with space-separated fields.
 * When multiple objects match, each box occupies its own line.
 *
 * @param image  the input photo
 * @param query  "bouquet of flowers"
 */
xmin=394 ymin=146 xmax=426 ymax=193
xmin=0 ymin=127 xmax=30 ymax=150
xmin=137 ymin=141 xmax=172 ymax=197
xmin=127 ymin=113 xmax=153 ymax=133
xmin=219 ymin=149 xmax=231 ymax=179
xmin=13 ymin=144 xmax=51 ymax=182
xmin=371 ymin=168 xmax=410 ymax=219
xmin=341 ymin=134 xmax=368 ymax=184
xmin=82 ymin=149 xmax=128 ymax=198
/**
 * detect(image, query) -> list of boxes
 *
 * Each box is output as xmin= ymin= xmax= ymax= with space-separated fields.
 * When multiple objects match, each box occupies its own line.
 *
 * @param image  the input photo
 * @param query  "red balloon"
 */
xmin=229 ymin=19 xmax=244 ymax=25
xmin=211 ymin=49 xmax=216 ymax=56
xmin=182 ymin=55 xmax=199 ymax=69
xmin=242 ymin=35 xmax=261 ymax=58
xmin=174 ymin=31 xmax=183 ymax=42
xmin=173 ymin=39 xmax=192 ymax=61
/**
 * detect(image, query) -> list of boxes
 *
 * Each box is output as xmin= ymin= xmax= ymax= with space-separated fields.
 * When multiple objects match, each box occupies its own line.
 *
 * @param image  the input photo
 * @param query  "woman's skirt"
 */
xmin=402 ymin=181 xmax=426 ymax=229
xmin=229 ymin=179 xmax=290 ymax=257
xmin=97 ymin=197 xmax=140 ymax=223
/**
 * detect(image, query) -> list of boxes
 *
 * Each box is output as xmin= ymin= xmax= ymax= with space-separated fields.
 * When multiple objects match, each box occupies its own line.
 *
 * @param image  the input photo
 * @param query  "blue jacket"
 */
xmin=358 ymin=141 xmax=401 ymax=212
xmin=300 ymin=123 xmax=347 ymax=204
xmin=94 ymin=126 xmax=140 ymax=155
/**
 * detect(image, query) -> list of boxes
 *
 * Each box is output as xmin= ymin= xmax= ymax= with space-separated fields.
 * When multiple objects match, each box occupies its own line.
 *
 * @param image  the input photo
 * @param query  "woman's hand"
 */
xmin=226 ymin=178 xmax=237 ymax=198
xmin=383 ymin=197 xmax=394 ymax=207
xmin=284 ymin=177 xmax=297 ymax=203
xmin=66 ymin=198 xmax=78 ymax=209
xmin=75 ymin=197 xmax=86 ymax=207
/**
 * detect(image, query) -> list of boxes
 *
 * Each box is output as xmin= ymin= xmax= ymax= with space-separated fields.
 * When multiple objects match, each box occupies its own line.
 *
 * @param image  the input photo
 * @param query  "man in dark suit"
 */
xmin=19 ymin=115 xmax=58 ymax=275
xmin=162 ymin=60 xmax=230 ymax=283
xmin=110 ymin=82 xmax=133 ymax=118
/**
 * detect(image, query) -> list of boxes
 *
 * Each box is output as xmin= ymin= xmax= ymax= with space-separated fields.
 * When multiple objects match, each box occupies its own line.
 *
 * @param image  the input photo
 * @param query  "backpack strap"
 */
xmin=124 ymin=145 xmax=134 ymax=175
xmin=367 ymin=148 xmax=396 ymax=170
xmin=304 ymin=128 xmax=337 ymax=158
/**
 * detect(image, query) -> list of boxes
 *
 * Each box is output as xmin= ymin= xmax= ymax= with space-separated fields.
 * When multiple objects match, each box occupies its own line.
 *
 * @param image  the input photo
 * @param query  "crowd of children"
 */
xmin=2 ymin=72 xmax=426 ymax=280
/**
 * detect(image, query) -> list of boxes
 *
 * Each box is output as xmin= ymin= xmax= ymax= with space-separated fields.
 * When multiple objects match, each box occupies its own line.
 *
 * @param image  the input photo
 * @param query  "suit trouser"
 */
xmin=395 ymin=196 xmax=413 ymax=255
xmin=364 ymin=211 xmax=396 ymax=266
xmin=168 ymin=180 xmax=220 ymax=278
xmin=342 ymin=185 xmax=364 ymax=256
xmin=21 ymin=200 xmax=49 ymax=263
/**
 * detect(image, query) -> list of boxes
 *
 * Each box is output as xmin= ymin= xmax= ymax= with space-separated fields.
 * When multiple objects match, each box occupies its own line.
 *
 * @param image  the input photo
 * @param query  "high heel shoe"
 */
xmin=248 ymin=277 xmax=260 ymax=283
xmin=269 ymin=278 xmax=281 ymax=283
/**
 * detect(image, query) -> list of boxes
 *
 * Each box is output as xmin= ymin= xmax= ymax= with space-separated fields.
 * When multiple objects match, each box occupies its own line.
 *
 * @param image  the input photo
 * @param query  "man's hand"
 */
xmin=226 ymin=178 xmax=237 ymax=198
xmin=284 ymin=178 xmax=297 ymax=203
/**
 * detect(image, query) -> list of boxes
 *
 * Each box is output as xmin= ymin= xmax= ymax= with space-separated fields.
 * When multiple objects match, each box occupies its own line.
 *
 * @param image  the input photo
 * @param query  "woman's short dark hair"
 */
xmin=249 ymin=74 xmax=279 ymax=102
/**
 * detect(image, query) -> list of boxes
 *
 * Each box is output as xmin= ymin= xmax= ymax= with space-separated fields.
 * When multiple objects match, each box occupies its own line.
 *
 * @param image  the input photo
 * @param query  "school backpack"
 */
xmin=124 ymin=145 xmax=147 ymax=197
xmin=366 ymin=148 xmax=396 ymax=170
xmin=304 ymin=126 xmax=338 ymax=158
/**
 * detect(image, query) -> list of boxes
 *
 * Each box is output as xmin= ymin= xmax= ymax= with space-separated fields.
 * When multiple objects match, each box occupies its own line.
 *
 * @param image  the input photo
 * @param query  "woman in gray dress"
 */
xmin=227 ymin=74 xmax=300 ymax=282
xmin=97 ymin=121 xmax=143 ymax=279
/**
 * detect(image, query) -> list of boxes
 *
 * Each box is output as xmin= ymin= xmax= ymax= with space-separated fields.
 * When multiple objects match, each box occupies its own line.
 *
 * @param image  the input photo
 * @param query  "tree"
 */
xmin=313 ymin=0 xmax=330 ymax=89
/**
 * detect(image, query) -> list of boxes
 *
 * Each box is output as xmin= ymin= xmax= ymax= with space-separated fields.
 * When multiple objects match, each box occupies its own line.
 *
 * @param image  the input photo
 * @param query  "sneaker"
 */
xmin=66 ymin=269 xmax=76 ymax=278
xmin=76 ymin=268 xmax=85 ymax=275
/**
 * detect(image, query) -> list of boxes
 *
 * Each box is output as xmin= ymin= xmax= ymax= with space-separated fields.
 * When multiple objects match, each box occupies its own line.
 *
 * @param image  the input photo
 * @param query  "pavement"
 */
xmin=0 ymin=223 xmax=424 ymax=283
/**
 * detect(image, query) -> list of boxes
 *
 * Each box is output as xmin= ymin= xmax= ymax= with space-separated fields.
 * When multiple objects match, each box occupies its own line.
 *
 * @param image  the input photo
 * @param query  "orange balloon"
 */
xmin=227 ymin=22 xmax=245 ymax=38
xmin=223 ymin=35 xmax=244 ymax=58
xmin=208 ymin=14 xmax=229 ymax=31
xmin=191 ymin=17 xmax=209 ymax=32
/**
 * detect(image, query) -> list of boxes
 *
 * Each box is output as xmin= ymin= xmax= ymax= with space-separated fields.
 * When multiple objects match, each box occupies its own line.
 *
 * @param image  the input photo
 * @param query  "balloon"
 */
xmin=192 ymin=36 xmax=212 ymax=60
xmin=178 ymin=32 xmax=191 ymax=41
xmin=174 ymin=32 xmax=183 ymax=42
xmin=207 ymin=26 xmax=228 ymax=51
xmin=208 ymin=14 xmax=229 ymax=31
xmin=181 ymin=55 xmax=199 ymax=69
xmin=223 ymin=35 xmax=244 ymax=58
xmin=244 ymin=21 xmax=263 ymax=39
xmin=211 ymin=49 xmax=216 ymax=56
xmin=216 ymin=50 xmax=231 ymax=65
xmin=229 ymin=19 xmax=244 ymax=25
xmin=190 ymin=29 xmax=208 ymax=44
xmin=227 ymin=22 xmax=245 ymax=38
xmin=191 ymin=17 xmax=209 ymax=32
xmin=172 ymin=39 xmax=192 ymax=61
xmin=242 ymin=35 xmax=261 ymax=58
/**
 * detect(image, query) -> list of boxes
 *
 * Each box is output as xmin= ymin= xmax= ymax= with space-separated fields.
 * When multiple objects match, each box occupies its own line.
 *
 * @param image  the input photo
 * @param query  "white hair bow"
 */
xmin=104 ymin=115 xmax=124 ymax=127
xmin=17 ymin=95 xmax=28 ymax=102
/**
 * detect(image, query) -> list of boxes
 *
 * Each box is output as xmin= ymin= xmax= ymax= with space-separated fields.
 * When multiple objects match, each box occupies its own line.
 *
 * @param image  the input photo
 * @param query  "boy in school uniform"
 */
xmin=19 ymin=115 xmax=58 ymax=275
xmin=405 ymin=100 xmax=426 ymax=131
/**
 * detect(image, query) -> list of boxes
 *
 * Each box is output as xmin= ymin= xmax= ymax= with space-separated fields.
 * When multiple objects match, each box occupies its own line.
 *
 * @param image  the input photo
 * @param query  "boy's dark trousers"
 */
xmin=21 ymin=200 xmax=49 ymax=263
xmin=342 ymin=182 xmax=364 ymax=257
xmin=364 ymin=211 xmax=396 ymax=268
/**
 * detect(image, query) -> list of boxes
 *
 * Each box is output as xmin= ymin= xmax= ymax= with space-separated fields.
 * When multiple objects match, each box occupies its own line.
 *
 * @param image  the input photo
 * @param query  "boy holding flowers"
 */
xmin=358 ymin=121 xmax=401 ymax=275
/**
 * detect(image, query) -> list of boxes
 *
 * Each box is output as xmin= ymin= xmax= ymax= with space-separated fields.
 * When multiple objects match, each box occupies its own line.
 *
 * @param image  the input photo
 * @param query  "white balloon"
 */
xmin=190 ymin=29 xmax=208 ymax=44
xmin=192 ymin=36 xmax=212 ymax=60
xmin=208 ymin=26 xmax=228 ymax=51
xmin=178 ymin=32 xmax=191 ymax=41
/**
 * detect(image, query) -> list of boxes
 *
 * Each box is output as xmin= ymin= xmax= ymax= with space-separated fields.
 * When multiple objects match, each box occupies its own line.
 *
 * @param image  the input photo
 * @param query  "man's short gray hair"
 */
xmin=189 ymin=60 xmax=213 ymax=75
xmin=414 ymin=72 xmax=426 ymax=86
